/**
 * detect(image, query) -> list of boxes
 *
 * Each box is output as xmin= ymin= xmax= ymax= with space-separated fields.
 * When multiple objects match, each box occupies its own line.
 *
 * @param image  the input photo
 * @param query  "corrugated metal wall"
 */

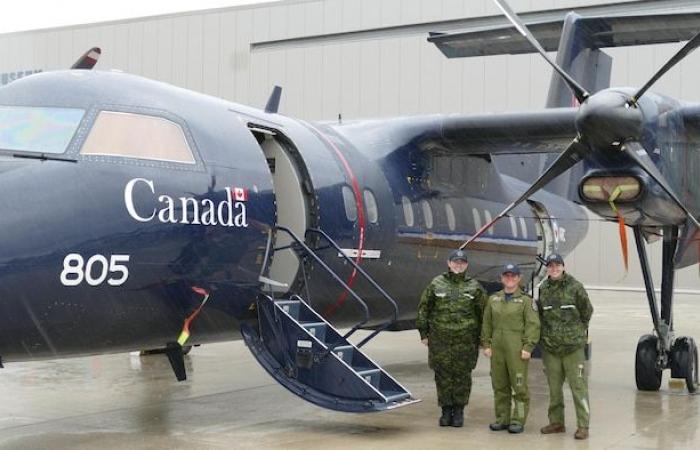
xmin=0 ymin=0 xmax=698 ymax=292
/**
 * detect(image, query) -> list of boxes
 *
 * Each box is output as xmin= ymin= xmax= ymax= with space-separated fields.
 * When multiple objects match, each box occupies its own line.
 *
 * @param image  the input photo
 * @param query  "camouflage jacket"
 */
xmin=481 ymin=288 xmax=540 ymax=353
xmin=538 ymin=272 xmax=593 ymax=355
xmin=416 ymin=272 xmax=487 ymax=341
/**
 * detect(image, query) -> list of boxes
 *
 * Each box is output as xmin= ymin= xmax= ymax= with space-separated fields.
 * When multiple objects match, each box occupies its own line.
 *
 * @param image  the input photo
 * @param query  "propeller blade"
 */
xmin=492 ymin=0 xmax=589 ymax=103
xmin=622 ymin=141 xmax=700 ymax=228
xmin=71 ymin=47 xmax=101 ymax=70
xmin=461 ymin=138 xmax=587 ymax=249
xmin=631 ymin=30 xmax=700 ymax=104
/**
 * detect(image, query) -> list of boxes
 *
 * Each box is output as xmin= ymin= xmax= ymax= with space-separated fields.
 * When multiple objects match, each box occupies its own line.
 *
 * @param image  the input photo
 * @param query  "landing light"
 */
xmin=581 ymin=176 xmax=641 ymax=202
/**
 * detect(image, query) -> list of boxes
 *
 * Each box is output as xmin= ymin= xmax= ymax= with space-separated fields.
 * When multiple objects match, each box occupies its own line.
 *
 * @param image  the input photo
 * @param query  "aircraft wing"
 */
xmin=422 ymin=107 xmax=577 ymax=155
xmin=429 ymin=12 xmax=700 ymax=58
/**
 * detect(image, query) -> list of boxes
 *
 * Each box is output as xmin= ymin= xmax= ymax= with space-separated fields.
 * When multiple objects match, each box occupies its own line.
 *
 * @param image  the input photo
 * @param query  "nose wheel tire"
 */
xmin=635 ymin=334 xmax=662 ymax=391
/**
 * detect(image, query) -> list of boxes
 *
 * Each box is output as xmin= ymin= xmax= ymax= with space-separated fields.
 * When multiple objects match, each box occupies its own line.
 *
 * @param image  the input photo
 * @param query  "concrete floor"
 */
xmin=0 ymin=291 xmax=698 ymax=449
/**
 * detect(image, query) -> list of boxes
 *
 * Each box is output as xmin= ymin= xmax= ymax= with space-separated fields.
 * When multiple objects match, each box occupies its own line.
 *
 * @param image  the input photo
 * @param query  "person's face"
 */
xmin=448 ymin=259 xmax=468 ymax=274
xmin=501 ymin=272 xmax=521 ymax=291
xmin=547 ymin=262 xmax=565 ymax=280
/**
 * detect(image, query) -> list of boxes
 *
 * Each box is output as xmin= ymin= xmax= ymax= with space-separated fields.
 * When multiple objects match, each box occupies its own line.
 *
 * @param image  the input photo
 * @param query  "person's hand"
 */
xmin=483 ymin=347 xmax=492 ymax=357
xmin=421 ymin=338 xmax=428 ymax=346
xmin=521 ymin=350 xmax=531 ymax=360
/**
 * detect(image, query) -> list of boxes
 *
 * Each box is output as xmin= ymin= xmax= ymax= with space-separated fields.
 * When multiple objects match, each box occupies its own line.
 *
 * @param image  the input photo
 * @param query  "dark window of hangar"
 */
xmin=81 ymin=111 xmax=195 ymax=164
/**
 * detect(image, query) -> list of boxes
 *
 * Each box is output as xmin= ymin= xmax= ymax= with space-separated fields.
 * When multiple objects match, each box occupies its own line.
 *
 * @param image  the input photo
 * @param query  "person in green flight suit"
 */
xmin=482 ymin=263 xmax=540 ymax=434
xmin=538 ymin=253 xmax=594 ymax=440
xmin=417 ymin=249 xmax=487 ymax=428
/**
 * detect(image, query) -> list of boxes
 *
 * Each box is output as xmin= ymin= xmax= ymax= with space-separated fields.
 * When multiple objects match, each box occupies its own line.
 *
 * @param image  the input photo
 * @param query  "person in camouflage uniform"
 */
xmin=482 ymin=263 xmax=540 ymax=434
xmin=538 ymin=254 xmax=593 ymax=440
xmin=417 ymin=249 xmax=486 ymax=428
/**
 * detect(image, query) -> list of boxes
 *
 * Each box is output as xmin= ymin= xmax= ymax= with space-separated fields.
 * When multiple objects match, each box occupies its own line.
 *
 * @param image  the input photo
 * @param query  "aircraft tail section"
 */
xmin=545 ymin=12 xmax=612 ymax=108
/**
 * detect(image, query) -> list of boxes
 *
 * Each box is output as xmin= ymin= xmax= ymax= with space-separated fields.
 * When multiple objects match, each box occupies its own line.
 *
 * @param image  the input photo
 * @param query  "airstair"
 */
xmin=241 ymin=227 xmax=418 ymax=412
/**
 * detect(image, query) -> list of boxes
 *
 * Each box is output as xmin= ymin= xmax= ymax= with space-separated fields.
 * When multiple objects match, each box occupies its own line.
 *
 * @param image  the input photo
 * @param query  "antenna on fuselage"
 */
xmin=264 ymin=85 xmax=283 ymax=114
xmin=71 ymin=47 xmax=101 ymax=70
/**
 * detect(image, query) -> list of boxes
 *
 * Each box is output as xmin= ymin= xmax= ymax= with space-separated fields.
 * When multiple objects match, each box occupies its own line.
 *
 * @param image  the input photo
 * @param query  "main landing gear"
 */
xmin=633 ymin=225 xmax=698 ymax=393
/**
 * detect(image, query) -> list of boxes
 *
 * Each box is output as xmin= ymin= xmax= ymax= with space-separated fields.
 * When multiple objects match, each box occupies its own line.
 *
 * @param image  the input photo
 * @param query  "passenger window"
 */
xmin=445 ymin=203 xmax=456 ymax=231
xmin=402 ymin=196 xmax=414 ymax=227
xmin=81 ymin=111 xmax=195 ymax=164
xmin=364 ymin=190 xmax=378 ymax=224
xmin=484 ymin=210 xmax=494 ymax=235
xmin=472 ymin=208 xmax=482 ymax=231
xmin=421 ymin=200 xmax=433 ymax=229
xmin=342 ymin=185 xmax=358 ymax=221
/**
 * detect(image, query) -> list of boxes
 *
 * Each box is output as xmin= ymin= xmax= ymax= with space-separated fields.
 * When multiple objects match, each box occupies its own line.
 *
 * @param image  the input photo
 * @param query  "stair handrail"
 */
xmin=304 ymin=228 xmax=400 ymax=348
xmin=273 ymin=225 xmax=370 ymax=340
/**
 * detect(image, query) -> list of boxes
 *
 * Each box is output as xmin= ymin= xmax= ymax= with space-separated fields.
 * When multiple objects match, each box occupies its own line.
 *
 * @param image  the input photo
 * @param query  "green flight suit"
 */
xmin=538 ymin=272 xmax=593 ymax=428
xmin=417 ymin=272 xmax=486 ymax=407
xmin=481 ymin=289 xmax=540 ymax=426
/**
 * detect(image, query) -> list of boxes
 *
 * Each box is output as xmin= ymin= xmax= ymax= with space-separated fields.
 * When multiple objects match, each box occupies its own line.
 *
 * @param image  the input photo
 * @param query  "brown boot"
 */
xmin=540 ymin=423 xmax=566 ymax=434
xmin=574 ymin=428 xmax=589 ymax=440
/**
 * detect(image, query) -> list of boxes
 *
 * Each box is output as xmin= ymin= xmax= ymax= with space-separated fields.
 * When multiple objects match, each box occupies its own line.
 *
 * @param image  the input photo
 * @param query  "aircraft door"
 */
xmin=250 ymin=127 xmax=310 ymax=292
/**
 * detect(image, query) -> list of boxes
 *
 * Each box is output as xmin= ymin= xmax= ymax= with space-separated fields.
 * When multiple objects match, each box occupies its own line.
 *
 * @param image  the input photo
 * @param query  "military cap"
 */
xmin=545 ymin=253 xmax=565 ymax=266
xmin=501 ymin=263 xmax=521 ymax=275
xmin=448 ymin=249 xmax=468 ymax=263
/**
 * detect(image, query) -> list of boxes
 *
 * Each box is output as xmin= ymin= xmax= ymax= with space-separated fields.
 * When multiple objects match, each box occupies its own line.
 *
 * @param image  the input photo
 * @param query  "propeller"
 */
xmin=460 ymin=138 xmax=587 ymax=248
xmin=493 ymin=0 xmax=589 ymax=104
xmin=462 ymin=0 xmax=700 ymax=252
xmin=630 ymin=31 xmax=700 ymax=105
xmin=621 ymin=142 xmax=700 ymax=228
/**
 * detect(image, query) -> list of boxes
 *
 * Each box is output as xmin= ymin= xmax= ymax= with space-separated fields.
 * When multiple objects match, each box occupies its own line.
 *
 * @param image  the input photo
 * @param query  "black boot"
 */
xmin=439 ymin=406 xmax=453 ymax=426
xmin=451 ymin=406 xmax=464 ymax=427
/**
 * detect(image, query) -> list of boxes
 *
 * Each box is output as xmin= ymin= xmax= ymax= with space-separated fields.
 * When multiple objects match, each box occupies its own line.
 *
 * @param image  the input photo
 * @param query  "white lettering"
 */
xmin=234 ymin=202 xmax=248 ymax=227
xmin=201 ymin=199 xmax=217 ymax=225
xmin=124 ymin=178 xmax=156 ymax=222
xmin=158 ymin=195 xmax=177 ymax=223
xmin=180 ymin=197 xmax=201 ymax=225
xmin=124 ymin=178 xmax=249 ymax=228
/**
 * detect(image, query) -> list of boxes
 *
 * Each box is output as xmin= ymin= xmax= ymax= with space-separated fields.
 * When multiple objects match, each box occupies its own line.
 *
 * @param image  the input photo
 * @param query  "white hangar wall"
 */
xmin=0 ymin=0 xmax=698 ymax=293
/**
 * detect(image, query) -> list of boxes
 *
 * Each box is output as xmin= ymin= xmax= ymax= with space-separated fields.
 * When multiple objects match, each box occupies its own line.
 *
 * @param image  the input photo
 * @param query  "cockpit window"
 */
xmin=0 ymin=106 xmax=84 ymax=154
xmin=81 ymin=111 xmax=195 ymax=164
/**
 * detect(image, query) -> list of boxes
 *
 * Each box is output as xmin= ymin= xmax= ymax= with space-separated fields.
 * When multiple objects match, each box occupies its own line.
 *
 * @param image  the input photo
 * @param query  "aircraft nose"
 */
xmin=576 ymin=91 xmax=644 ymax=148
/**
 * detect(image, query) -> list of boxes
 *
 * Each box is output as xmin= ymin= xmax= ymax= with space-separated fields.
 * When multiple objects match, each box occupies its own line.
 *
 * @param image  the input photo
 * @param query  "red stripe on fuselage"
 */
xmin=308 ymin=124 xmax=365 ymax=317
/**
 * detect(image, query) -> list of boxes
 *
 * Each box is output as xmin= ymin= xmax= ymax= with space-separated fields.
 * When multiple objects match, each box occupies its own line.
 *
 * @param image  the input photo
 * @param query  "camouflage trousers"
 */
xmin=543 ymin=348 xmax=590 ymax=428
xmin=429 ymin=331 xmax=479 ymax=407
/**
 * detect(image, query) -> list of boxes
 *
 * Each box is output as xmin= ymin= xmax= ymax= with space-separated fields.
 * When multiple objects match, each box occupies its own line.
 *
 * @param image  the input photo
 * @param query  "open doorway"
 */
xmin=250 ymin=126 xmax=310 ymax=293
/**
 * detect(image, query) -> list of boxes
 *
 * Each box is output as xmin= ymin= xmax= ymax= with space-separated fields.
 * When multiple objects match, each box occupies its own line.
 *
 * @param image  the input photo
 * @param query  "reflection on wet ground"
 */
xmin=0 ymin=291 xmax=698 ymax=449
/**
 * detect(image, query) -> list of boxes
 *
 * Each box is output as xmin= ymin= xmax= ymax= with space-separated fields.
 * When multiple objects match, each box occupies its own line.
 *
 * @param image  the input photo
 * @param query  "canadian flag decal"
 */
xmin=233 ymin=187 xmax=249 ymax=201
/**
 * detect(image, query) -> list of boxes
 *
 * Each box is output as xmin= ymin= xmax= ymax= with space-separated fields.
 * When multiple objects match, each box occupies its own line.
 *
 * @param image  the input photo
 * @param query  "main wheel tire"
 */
xmin=673 ymin=337 xmax=699 ymax=393
xmin=687 ymin=341 xmax=698 ymax=393
xmin=636 ymin=334 xmax=662 ymax=391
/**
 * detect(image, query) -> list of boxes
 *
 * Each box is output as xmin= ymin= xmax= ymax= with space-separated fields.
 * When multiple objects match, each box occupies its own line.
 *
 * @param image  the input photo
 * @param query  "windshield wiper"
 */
xmin=11 ymin=152 xmax=77 ymax=163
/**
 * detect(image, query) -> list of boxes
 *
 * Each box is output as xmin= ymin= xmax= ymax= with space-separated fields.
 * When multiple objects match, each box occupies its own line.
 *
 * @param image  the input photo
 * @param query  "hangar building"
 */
xmin=0 ymin=0 xmax=698 ymax=293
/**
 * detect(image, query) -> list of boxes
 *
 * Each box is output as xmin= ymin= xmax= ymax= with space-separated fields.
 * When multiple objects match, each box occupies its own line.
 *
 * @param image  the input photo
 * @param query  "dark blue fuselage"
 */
xmin=0 ymin=71 xmax=587 ymax=361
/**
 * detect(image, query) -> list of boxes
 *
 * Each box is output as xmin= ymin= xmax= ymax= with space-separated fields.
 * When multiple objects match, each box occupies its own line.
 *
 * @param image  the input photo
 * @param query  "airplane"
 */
xmin=0 ymin=0 xmax=696 ymax=414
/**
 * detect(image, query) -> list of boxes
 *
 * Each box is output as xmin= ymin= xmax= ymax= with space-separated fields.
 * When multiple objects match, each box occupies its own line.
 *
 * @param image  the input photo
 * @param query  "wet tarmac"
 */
xmin=0 ymin=291 xmax=698 ymax=449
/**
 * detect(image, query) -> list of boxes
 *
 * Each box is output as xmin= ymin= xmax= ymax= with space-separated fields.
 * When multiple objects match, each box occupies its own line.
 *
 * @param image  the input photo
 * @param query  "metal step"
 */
xmin=275 ymin=300 xmax=300 ymax=320
xmin=242 ymin=295 xmax=418 ymax=412
xmin=357 ymin=368 xmax=381 ymax=388
xmin=300 ymin=322 xmax=327 ymax=342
